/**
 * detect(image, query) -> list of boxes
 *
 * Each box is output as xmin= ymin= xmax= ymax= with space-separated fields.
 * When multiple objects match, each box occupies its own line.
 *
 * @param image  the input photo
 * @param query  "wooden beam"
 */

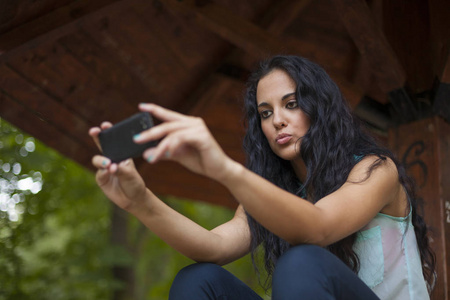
xmin=0 ymin=0 xmax=128 ymax=63
xmin=161 ymin=0 xmax=282 ymax=58
xmin=0 ymin=89 xmax=94 ymax=167
xmin=440 ymin=50 xmax=450 ymax=83
xmin=389 ymin=117 xmax=450 ymax=300
xmin=163 ymin=0 xmax=363 ymax=109
xmin=162 ymin=0 xmax=347 ymax=68
xmin=261 ymin=0 xmax=313 ymax=35
xmin=428 ymin=0 xmax=450 ymax=83
xmin=434 ymin=51 xmax=450 ymax=122
xmin=330 ymin=0 xmax=406 ymax=94
xmin=0 ymin=63 xmax=96 ymax=150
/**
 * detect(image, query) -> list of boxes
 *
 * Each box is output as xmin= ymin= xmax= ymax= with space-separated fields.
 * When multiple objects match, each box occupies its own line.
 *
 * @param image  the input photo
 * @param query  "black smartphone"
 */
xmin=99 ymin=112 xmax=158 ymax=162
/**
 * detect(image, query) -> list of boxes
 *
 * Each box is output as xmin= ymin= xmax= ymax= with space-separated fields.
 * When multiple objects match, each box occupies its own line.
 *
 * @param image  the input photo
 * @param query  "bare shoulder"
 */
xmin=348 ymin=155 xmax=407 ymax=216
xmin=348 ymin=155 xmax=399 ymax=184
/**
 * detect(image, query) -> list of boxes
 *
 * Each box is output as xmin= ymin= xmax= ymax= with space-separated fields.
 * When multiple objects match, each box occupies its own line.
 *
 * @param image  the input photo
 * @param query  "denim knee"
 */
xmin=272 ymin=245 xmax=335 ymax=300
xmin=169 ymin=263 xmax=224 ymax=300
xmin=275 ymin=244 xmax=330 ymax=275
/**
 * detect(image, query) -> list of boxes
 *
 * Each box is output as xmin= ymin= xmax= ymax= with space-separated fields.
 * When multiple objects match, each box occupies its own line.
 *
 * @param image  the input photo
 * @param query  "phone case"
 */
xmin=99 ymin=112 xmax=157 ymax=162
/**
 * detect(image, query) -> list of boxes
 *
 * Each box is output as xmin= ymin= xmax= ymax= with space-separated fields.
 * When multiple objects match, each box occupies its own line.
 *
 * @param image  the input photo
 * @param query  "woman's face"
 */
xmin=256 ymin=69 xmax=310 ymax=162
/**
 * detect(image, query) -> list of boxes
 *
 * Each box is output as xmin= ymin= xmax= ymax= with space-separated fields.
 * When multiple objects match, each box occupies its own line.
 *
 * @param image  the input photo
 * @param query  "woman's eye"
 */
xmin=286 ymin=101 xmax=298 ymax=109
xmin=260 ymin=110 xmax=272 ymax=119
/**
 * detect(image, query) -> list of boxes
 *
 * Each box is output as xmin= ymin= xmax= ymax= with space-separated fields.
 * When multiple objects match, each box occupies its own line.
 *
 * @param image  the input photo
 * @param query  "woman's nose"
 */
xmin=273 ymin=112 xmax=287 ymax=128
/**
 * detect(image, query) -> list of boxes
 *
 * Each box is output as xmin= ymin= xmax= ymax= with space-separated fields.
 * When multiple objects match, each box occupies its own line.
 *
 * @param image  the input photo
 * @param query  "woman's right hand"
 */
xmin=89 ymin=122 xmax=149 ymax=213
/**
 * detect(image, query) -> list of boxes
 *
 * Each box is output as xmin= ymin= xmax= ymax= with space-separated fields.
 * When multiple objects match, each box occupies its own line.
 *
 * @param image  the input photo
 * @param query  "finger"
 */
xmin=92 ymin=155 xmax=111 ymax=169
xmin=100 ymin=122 xmax=113 ymax=130
xmin=143 ymin=127 xmax=198 ymax=163
xmin=139 ymin=103 xmax=188 ymax=122
xmin=133 ymin=119 xmax=194 ymax=144
xmin=96 ymin=168 xmax=110 ymax=186
xmin=89 ymin=127 xmax=102 ymax=150
xmin=114 ymin=159 xmax=143 ymax=187
xmin=89 ymin=122 xmax=113 ymax=151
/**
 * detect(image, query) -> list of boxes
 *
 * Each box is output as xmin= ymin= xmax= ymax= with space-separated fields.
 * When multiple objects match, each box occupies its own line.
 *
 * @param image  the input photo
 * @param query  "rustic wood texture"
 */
xmin=389 ymin=117 xmax=450 ymax=300
xmin=0 ymin=0 xmax=449 ymax=214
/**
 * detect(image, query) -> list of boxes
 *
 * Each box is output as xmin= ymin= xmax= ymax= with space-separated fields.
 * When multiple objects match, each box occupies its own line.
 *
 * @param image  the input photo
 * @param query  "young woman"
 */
xmin=89 ymin=55 xmax=435 ymax=299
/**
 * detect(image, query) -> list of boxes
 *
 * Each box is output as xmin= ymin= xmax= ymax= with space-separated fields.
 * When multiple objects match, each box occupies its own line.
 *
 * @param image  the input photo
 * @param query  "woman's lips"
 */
xmin=276 ymin=134 xmax=292 ymax=145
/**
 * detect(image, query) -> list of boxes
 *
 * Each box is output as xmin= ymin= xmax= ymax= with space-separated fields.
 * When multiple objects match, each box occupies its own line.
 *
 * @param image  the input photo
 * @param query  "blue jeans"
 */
xmin=169 ymin=245 xmax=380 ymax=299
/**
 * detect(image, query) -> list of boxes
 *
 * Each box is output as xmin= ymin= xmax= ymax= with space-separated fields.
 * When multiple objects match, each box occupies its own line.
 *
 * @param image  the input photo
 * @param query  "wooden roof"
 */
xmin=0 ymin=0 xmax=449 ymax=208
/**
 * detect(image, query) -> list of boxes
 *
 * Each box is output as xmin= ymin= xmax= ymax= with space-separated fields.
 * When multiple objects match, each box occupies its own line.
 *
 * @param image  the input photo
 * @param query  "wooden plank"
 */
xmin=433 ymin=49 xmax=449 ymax=121
xmin=164 ymin=0 xmax=363 ymax=109
xmin=129 ymin=0 xmax=227 ymax=70
xmin=389 ymin=117 xmax=450 ymax=300
xmin=0 ymin=0 xmax=129 ymax=63
xmin=382 ymin=0 xmax=433 ymax=93
xmin=161 ymin=0 xmax=346 ymax=66
xmin=161 ymin=0 xmax=281 ymax=58
xmin=58 ymin=31 xmax=157 ymax=105
xmin=428 ymin=0 xmax=450 ymax=82
xmin=6 ymin=41 xmax=136 ymax=124
xmin=330 ymin=0 xmax=406 ymax=96
xmin=0 ymin=64 xmax=96 ymax=151
xmin=437 ymin=118 xmax=450 ymax=300
xmin=439 ymin=51 xmax=450 ymax=83
xmin=0 ymin=90 xmax=94 ymax=168
xmin=433 ymin=82 xmax=450 ymax=123
xmin=79 ymin=3 xmax=205 ymax=109
xmin=260 ymin=0 xmax=312 ymax=34
xmin=0 ymin=0 xmax=74 ymax=34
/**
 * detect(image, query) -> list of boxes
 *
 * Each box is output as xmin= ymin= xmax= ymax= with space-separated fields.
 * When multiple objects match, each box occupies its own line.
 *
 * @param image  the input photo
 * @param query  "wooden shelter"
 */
xmin=0 ymin=0 xmax=449 ymax=298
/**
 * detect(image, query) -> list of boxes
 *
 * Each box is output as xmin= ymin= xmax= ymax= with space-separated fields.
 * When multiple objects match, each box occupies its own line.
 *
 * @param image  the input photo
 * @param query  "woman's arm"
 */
xmin=221 ymin=155 xmax=404 ymax=246
xmin=132 ymin=191 xmax=251 ymax=265
xmin=136 ymin=104 xmax=405 ymax=247
xmin=89 ymin=124 xmax=250 ymax=265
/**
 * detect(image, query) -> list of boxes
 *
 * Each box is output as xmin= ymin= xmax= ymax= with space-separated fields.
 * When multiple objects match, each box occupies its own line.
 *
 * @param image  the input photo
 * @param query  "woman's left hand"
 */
xmin=134 ymin=103 xmax=236 ymax=181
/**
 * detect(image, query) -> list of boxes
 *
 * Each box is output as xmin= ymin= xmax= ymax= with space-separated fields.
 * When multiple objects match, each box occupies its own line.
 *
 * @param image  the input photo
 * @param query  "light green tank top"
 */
xmin=353 ymin=210 xmax=429 ymax=300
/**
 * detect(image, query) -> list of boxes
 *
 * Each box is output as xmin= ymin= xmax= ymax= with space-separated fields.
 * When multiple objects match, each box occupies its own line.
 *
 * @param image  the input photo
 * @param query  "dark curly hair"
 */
xmin=242 ymin=55 xmax=436 ymax=292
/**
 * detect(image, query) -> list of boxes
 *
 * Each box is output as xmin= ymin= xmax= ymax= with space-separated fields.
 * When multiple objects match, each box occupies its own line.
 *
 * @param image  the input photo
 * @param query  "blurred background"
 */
xmin=0 ymin=0 xmax=449 ymax=299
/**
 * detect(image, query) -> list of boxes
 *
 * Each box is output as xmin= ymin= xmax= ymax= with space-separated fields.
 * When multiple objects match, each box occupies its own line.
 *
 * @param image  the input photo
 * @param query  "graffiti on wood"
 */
xmin=401 ymin=141 xmax=428 ymax=188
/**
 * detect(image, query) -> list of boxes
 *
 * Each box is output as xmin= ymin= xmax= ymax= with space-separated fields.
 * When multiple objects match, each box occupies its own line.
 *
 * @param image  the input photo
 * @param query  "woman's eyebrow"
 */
xmin=257 ymin=92 xmax=296 ymax=108
xmin=257 ymin=102 xmax=269 ymax=108
xmin=281 ymin=92 xmax=296 ymax=101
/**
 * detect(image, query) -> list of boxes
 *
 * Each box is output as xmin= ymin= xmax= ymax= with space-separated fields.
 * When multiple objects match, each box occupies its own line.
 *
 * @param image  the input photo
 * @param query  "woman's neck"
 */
xmin=291 ymin=158 xmax=307 ymax=182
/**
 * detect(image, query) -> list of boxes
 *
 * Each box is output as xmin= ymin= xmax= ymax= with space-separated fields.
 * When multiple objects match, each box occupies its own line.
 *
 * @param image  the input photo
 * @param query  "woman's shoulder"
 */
xmin=349 ymin=154 xmax=399 ymax=183
xmin=351 ymin=154 xmax=407 ymax=217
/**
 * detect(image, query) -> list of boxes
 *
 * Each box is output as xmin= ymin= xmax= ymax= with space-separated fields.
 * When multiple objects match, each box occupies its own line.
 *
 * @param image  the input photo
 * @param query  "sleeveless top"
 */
xmin=353 ymin=210 xmax=429 ymax=300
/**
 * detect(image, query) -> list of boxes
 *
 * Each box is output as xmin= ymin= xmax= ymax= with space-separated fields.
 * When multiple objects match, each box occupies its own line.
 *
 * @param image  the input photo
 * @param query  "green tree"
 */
xmin=0 ymin=119 xmax=267 ymax=300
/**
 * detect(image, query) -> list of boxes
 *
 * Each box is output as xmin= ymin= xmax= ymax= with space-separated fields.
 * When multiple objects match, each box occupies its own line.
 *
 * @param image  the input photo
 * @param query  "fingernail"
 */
xmin=164 ymin=151 xmax=170 ymax=158
xmin=102 ymin=159 xmax=108 ymax=166
xmin=133 ymin=133 xmax=141 ymax=141
xmin=147 ymin=155 xmax=153 ymax=163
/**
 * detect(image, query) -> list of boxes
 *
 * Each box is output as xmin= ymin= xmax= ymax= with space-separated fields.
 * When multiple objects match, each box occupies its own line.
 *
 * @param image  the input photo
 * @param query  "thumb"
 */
xmin=115 ymin=159 xmax=138 ymax=180
xmin=115 ymin=159 xmax=146 ymax=196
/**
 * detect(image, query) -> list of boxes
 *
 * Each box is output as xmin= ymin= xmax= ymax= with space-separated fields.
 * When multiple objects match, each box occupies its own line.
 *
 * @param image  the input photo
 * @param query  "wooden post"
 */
xmin=389 ymin=117 xmax=450 ymax=300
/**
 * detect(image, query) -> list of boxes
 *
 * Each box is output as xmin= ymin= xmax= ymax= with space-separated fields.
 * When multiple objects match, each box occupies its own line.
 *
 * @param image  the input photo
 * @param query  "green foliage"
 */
xmin=0 ymin=120 xmax=118 ymax=299
xmin=129 ymin=197 xmax=268 ymax=299
xmin=0 ymin=119 xmax=267 ymax=300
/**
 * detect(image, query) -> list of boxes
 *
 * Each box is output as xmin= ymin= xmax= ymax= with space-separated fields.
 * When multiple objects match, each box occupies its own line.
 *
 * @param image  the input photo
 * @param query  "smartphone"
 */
xmin=99 ymin=112 xmax=158 ymax=162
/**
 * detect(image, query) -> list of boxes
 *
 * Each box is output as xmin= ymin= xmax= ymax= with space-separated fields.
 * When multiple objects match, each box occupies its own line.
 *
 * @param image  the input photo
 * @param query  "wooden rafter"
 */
xmin=0 ymin=64 xmax=96 ymax=152
xmin=440 ymin=50 xmax=450 ymax=83
xmin=0 ymin=0 xmax=128 ymax=62
xmin=162 ymin=0 xmax=363 ymax=108
xmin=434 ymin=50 xmax=450 ymax=122
xmin=331 ymin=0 xmax=406 ymax=95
